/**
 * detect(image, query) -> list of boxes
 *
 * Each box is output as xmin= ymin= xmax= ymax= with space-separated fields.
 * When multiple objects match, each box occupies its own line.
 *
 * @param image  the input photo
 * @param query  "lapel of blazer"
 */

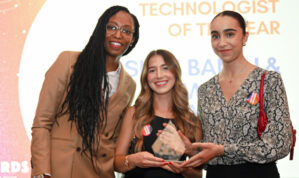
xmin=108 ymin=63 xmax=129 ymax=109
xmin=104 ymin=63 xmax=135 ymax=138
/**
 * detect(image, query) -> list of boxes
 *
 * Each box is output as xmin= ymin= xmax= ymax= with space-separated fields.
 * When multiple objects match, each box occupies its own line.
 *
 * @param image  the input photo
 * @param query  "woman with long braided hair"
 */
xmin=31 ymin=5 xmax=139 ymax=178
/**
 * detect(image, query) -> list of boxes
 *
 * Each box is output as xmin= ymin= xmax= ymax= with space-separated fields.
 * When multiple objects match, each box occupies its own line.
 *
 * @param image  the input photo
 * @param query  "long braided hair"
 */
xmin=57 ymin=5 xmax=139 ymax=161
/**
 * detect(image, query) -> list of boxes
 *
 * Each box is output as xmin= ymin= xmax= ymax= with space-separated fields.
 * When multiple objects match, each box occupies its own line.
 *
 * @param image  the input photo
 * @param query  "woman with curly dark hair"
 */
xmin=31 ymin=5 xmax=139 ymax=178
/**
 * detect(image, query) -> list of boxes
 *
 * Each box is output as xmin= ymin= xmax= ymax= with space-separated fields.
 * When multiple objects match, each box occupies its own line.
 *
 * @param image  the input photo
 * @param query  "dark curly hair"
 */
xmin=57 ymin=5 xmax=139 ymax=163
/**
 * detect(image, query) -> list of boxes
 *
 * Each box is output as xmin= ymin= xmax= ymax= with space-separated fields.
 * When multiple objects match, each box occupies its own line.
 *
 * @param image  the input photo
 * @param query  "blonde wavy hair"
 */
xmin=133 ymin=49 xmax=202 ymax=152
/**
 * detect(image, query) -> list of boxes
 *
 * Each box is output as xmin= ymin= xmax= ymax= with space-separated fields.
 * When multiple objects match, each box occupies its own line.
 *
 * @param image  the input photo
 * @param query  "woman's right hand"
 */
xmin=177 ymin=130 xmax=193 ymax=155
xmin=181 ymin=142 xmax=224 ymax=167
xmin=129 ymin=151 xmax=166 ymax=168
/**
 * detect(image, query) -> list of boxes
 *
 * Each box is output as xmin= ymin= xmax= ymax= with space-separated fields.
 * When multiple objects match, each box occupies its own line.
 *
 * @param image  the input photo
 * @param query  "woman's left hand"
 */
xmin=162 ymin=161 xmax=185 ymax=174
xmin=182 ymin=142 xmax=224 ymax=167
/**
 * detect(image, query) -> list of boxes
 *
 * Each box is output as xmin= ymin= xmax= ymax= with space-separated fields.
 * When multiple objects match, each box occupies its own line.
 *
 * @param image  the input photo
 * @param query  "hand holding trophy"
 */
xmin=152 ymin=121 xmax=185 ymax=162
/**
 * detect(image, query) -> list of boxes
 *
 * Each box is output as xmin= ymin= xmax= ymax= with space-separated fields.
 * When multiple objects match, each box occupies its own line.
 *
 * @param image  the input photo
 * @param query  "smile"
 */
xmin=219 ymin=49 xmax=231 ymax=54
xmin=110 ymin=41 xmax=122 ymax=47
xmin=155 ymin=81 xmax=167 ymax=87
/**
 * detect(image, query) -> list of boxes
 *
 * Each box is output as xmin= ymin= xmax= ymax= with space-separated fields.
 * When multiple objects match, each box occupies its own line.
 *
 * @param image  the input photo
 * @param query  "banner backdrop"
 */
xmin=1 ymin=0 xmax=298 ymax=177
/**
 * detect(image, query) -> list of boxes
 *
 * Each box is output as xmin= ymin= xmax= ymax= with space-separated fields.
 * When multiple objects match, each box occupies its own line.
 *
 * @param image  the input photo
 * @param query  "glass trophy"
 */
xmin=152 ymin=121 xmax=185 ymax=162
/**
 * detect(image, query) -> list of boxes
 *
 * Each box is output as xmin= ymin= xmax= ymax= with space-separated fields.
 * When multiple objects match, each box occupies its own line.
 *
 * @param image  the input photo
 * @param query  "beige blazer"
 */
xmin=31 ymin=51 xmax=136 ymax=178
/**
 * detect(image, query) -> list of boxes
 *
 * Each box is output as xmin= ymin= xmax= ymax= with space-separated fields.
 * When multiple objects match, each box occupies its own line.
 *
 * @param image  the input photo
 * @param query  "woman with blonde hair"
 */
xmin=114 ymin=49 xmax=202 ymax=178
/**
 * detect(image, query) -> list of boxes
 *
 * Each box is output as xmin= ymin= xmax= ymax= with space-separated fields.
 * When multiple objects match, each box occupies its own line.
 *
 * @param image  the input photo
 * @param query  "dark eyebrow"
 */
xmin=108 ymin=21 xmax=133 ymax=29
xmin=223 ymin=28 xmax=237 ymax=32
xmin=148 ymin=64 xmax=167 ymax=69
xmin=148 ymin=66 xmax=156 ymax=69
xmin=211 ymin=30 xmax=218 ymax=34
xmin=211 ymin=28 xmax=237 ymax=34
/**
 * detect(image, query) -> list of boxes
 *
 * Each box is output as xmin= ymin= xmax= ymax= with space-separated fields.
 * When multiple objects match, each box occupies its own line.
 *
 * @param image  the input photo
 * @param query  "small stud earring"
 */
xmin=243 ymin=43 xmax=246 ymax=46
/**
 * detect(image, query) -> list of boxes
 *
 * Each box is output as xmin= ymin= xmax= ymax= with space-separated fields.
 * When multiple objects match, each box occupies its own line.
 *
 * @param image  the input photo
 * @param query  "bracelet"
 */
xmin=33 ymin=174 xmax=44 ymax=178
xmin=124 ymin=155 xmax=129 ymax=167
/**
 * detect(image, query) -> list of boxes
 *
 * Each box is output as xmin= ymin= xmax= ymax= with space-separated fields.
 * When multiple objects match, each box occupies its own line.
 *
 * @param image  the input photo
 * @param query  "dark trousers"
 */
xmin=206 ymin=162 xmax=279 ymax=178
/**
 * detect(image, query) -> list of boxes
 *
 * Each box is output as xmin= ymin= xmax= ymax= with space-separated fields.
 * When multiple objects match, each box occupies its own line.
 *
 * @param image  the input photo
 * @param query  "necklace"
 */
xmin=219 ymin=72 xmax=234 ymax=84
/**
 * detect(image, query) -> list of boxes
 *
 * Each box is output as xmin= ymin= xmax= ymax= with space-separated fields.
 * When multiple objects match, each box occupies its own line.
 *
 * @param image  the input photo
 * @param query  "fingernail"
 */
xmin=161 ymin=160 xmax=165 ymax=162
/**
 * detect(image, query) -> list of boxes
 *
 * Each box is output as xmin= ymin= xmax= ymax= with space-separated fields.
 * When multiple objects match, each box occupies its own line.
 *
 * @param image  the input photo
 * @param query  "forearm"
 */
xmin=31 ymin=128 xmax=52 ymax=176
xmin=224 ymin=132 xmax=292 ymax=164
xmin=114 ymin=154 xmax=136 ymax=173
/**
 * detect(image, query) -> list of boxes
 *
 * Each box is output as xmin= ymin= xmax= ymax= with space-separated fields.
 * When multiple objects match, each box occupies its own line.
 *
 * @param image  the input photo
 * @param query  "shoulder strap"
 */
xmin=259 ymin=72 xmax=296 ymax=160
xmin=290 ymin=124 xmax=296 ymax=160
xmin=257 ymin=73 xmax=268 ymax=139
xmin=259 ymin=73 xmax=266 ymax=111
